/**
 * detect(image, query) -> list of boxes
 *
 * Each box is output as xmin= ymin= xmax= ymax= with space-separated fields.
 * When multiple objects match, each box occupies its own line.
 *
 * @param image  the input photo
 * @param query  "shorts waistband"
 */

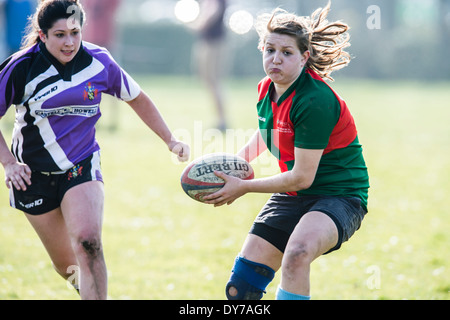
xmin=40 ymin=170 xmax=67 ymax=176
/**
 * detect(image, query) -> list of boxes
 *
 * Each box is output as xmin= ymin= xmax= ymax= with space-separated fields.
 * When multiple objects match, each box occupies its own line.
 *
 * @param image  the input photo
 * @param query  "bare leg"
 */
xmin=197 ymin=39 xmax=227 ymax=130
xmin=240 ymin=233 xmax=283 ymax=271
xmin=25 ymin=208 xmax=78 ymax=282
xmin=61 ymin=181 xmax=107 ymax=300
xmin=280 ymin=211 xmax=338 ymax=297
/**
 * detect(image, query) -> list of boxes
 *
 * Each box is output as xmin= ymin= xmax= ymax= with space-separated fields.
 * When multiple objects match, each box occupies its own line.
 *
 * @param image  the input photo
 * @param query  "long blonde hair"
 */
xmin=255 ymin=1 xmax=351 ymax=81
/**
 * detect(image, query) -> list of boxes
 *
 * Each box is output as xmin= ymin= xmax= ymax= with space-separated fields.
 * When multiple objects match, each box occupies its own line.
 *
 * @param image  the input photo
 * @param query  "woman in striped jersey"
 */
xmin=205 ymin=2 xmax=369 ymax=300
xmin=0 ymin=0 xmax=189 ymax=299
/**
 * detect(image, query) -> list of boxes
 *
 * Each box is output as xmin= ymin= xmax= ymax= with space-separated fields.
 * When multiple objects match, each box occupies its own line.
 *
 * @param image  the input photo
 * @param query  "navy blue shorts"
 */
xmin=249 ymin=193 xmax=367 ymax=254
xmin=9 ymin=152 xmax=103 ymax=215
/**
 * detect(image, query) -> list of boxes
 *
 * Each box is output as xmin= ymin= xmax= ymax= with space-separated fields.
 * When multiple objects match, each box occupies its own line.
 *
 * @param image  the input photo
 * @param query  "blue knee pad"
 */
xmin=226 ymin=256 xmax=275 ymax=300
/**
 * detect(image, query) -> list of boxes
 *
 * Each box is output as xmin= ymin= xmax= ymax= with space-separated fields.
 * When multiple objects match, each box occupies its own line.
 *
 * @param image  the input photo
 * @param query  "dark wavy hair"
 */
xmin=22 ymin=0 xmax=86 ymax=49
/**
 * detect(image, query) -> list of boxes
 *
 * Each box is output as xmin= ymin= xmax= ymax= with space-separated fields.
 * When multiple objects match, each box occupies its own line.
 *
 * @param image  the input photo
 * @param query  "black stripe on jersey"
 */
xmin=38 ymin=42 xmax=92 ymax=82
xmin=0 ymin=59 xmax=14 ymax=107
xmin=4 ymin=48 xmax=62 ymax=171
xmin=0 ymin=52 xmax=33 ymax=106
xmin=20 ymin=98 xmax=60 ymax=171
xmin=25 ymin=51 xmax=58 ymax=90
xmin=0 ymin=55 xmax=13 ymax=72
xmin=20 ymin=53 xmax=62 ymax=171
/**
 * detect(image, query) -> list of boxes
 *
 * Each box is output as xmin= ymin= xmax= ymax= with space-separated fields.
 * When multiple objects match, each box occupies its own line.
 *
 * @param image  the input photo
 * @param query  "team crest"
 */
xmin=83 ymin=82 xmax=98 ymax=101
xmin=68 ymin=165 xmax=83 ymax=181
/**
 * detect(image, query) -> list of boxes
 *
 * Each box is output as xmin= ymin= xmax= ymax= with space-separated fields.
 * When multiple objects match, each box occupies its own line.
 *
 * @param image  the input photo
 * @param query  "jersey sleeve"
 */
xmin=0 ymin=56 xmax=25 ymax=117
xmin=94 ymin=48 xmax=141 ymax=102
xmin=292 ymin=93 xmax=340 ymax=150
xmin=106 ymin=59 xmax=141 ymax=102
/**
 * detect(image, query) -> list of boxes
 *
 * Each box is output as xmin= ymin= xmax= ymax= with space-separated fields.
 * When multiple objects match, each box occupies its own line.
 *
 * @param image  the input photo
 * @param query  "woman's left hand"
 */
xmin=203 ymin=171 xmax=248 ymax=207
xmin=169 ymin=141 xmax=190 ymax=162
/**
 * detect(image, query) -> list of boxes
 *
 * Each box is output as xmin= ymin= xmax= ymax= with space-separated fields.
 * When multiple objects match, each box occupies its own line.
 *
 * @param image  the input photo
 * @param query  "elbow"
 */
xmin=290 ymin=174 xmax=314 ymax=191
xmin=295 ymin=180 xmax=313 ymax=191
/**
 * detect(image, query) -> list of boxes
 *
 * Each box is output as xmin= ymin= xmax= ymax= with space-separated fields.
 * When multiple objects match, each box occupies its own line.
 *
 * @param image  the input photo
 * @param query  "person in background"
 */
xmin=81 ymin=0 xmax=121 ymax=131
xmin=80 ymin=0 xmax=120 ymax=51
xmin=191 ymin=0 xmax=228 ymax=131
xmin=4 ymin=0 xmax=36 ymax=55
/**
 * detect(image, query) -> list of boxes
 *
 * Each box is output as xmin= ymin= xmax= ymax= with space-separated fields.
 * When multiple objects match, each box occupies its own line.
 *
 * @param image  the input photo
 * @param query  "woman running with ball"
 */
xmin=0 ymin=0 xmax=189 ymax=299
xmin=205 ymin=2 xmax=369 ymax=300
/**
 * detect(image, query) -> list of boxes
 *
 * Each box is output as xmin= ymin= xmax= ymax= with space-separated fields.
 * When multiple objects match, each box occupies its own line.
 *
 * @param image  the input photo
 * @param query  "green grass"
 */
xmin=0 ymin=75 xmax=449 ymax=300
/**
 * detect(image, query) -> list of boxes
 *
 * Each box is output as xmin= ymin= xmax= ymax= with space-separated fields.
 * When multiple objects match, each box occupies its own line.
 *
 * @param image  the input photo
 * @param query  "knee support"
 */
xmin=226 ymin=255 xmax=275 ymax=300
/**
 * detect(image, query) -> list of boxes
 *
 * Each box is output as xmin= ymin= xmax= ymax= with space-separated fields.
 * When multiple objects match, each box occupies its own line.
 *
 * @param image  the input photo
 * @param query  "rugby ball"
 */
xmin=180 ymin=153 xmax=254 ymax=203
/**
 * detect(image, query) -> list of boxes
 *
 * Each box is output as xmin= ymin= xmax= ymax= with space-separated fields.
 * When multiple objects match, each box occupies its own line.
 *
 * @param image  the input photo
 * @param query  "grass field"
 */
xmin=0 ymin=75 xmax=449 ymax=300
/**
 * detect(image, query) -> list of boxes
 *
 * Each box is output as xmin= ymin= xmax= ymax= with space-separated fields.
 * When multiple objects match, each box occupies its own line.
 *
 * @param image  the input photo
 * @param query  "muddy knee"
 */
xmin=75 ymin=237 xmax=103 ymax=258
xmin=282 ymin=242 xmax=314 ymax=277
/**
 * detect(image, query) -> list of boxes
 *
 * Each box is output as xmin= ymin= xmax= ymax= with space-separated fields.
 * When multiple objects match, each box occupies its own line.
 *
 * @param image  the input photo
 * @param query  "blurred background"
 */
xmin=1 ymin=0 xmax=449 ymax=80
xmin=0 ymin=0 xmax=449 ymax=300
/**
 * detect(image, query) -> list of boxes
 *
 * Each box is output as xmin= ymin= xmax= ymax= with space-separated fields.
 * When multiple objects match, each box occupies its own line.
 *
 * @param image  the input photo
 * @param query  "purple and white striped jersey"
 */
xmin=0 ymin=41 xmax=141 ymax=172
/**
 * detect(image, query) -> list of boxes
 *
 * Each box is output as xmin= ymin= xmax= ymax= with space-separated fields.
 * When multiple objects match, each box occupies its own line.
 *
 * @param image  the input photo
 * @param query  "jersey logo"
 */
xmin=83 ymin=82 xmax=98 ymax=101
xmin=68 ymin=164 xmax=83 ymax=181
xmin=276 ymin=119 xmax=294 ymax=134
xmin=35 ymin=105 xmax=99 ymax=118
xmin=19 ymin=198 xmax=44 ymax=210
xmin=33 ymin=86 xmax=58 ymax=102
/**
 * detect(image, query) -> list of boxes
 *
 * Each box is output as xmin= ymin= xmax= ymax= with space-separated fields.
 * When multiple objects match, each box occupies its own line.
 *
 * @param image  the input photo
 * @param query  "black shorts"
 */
xmin=249 ymin=193 xmax=367 ymax=254
xmin=9 ymin=152 xmax=103 ymax=215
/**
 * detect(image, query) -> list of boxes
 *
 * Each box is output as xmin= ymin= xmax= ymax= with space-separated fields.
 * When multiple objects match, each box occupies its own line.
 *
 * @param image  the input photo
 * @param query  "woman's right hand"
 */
xmin=3 ymin=161 xmax=32 ymax=191
xmin=0 ymin=123 xmax=32 ymax=191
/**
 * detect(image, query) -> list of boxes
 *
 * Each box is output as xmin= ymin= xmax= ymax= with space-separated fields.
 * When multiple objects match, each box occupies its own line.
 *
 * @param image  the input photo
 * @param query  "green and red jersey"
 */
xmin=257 ymin=68 xmax=369 ymax=210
